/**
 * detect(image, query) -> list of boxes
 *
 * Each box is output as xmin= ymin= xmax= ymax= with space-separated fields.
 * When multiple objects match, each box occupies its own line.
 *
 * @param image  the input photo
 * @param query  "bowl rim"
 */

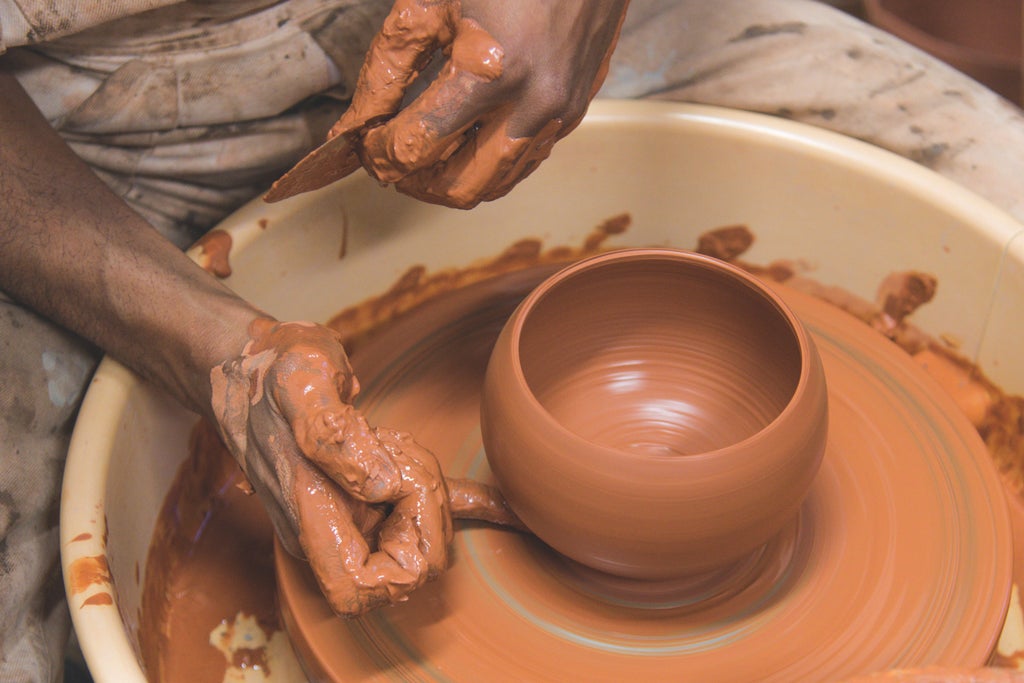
xmin=500 ymin=247 xmax=822 ymax=464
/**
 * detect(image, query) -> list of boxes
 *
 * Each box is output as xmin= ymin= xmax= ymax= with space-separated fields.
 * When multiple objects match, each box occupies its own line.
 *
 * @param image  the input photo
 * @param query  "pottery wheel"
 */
xmin=276 ymin=264 xmax=1012 ymax=682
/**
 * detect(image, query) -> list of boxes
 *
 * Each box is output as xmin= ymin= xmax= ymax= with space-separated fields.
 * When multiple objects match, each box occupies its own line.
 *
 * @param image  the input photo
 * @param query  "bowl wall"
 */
xmin=480 ymin=248 xmax=828 ymax=579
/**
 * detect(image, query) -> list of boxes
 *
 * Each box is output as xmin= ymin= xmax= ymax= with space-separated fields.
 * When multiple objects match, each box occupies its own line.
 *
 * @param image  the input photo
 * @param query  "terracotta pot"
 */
xmin=864 ymin=0 xmax=1022 ymax=103
xmin=480 ymin=248 xmax=829 ymax=580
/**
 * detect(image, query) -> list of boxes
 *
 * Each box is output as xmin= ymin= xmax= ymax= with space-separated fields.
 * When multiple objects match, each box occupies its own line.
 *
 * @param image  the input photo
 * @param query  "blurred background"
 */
xmin=823 ymin=0 xmax=1022 ymax=104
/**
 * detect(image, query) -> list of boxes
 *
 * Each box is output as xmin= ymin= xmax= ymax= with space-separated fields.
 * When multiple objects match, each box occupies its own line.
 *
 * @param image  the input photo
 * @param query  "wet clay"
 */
xmin=191 ymin=229 xmax=233 ymax=278
xmin=141 ymin=220 xmax=1024 ymax=681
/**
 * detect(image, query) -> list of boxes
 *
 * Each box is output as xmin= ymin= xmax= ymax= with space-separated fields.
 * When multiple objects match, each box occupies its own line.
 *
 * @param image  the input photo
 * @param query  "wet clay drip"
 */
xmin=140 ymin=218 xmax=1024 ymax=681
xmin=191 ymin=229 xmax=233 ymax=278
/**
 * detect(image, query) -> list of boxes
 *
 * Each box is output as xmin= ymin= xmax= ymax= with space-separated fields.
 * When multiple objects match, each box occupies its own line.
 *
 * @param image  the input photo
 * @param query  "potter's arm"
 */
xmin=0 ymin=65 xmax=513 ymax=616
xmin=0 ymin=67 xmax=257 ymax=414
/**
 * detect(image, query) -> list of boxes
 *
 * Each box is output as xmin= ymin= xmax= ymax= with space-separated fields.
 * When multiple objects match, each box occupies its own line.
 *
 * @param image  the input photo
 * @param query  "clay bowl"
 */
xmin=481 ymin=248 xmax=829 ymax=580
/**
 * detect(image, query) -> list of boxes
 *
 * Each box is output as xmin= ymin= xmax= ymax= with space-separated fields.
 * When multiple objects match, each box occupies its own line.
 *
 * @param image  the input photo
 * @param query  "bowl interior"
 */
xmin=519 ymin=253 xmax=801 ymax=454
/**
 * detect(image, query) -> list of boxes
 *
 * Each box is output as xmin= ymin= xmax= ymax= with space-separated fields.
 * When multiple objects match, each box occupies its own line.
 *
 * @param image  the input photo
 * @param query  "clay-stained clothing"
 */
xmin=604 ymin=0 xmax=1024 ymax=227
xmin=1 ymin=0 xmax=389 ymax=247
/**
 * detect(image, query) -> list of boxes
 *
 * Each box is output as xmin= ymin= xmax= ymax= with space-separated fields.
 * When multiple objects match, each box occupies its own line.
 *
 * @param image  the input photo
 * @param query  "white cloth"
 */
xmin=603 ymin=0 xmax=1024 ymax=224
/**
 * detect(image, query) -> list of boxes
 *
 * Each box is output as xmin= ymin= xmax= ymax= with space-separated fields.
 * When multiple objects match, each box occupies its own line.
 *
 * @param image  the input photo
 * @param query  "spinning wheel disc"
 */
xmin=276 ymin=266 xmax=1011 ymax=682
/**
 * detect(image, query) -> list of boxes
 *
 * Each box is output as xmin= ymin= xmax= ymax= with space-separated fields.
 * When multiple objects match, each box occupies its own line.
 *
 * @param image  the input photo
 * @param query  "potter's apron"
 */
xmin=1 ymin=0 xmax=388 ymax=247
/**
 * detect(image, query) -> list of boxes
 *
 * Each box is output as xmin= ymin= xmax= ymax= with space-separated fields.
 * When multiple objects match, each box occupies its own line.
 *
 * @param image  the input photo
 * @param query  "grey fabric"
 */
xmin=0 ymin=301 xmax=99 ymax=682
xmin=603 ymin=0 xmax=1024 ymax=223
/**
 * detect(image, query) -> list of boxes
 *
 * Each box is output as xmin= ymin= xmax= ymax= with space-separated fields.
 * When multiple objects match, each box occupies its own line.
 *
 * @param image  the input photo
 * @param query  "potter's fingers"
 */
xmin=394 ymin=116 xmax=561 ymax=209
xmin=329 ymin=0 xmax=459 ymax=138
xmin=374 ymin=428 xmax=454 ymax=568
xmin=356 ymin=17 xmax=508 ymax=184
xmin=297 ymin=405 xmax=402 ymax=503
xmin=274 ymin=367 xmax=400 ymax=503
xmin=356 ymin=72 xmax=489 ymax=185
xmin=446 ymin=478 xmax=527 ymax=530
xmin=259 ymin=333 xmax=400 ymax=502
xmin=372 ymin=489 xmax=444 ymax=589
xmin=292 ymin=462 xmax=420 ymax=616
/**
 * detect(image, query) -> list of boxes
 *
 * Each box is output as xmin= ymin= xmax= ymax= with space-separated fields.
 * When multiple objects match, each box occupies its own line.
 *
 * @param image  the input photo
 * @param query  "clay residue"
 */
xmin=139 ymin=421 xmax=280 ymax=683
xmin=875 ymin=271 xmax=938 ymax=332
xmin=68 ymin=554 xmax=112 ymax=596
xmin=192 ymin=229 xmax=233 ymax=278
xmin=695 ymin=224 xmax=754 ymax=262
xmin=327 ymin=212 xmax=631 ymax=350
xmin=696 ymin=224 xmax=1024 ymax=495
xmin=448 ymin=17 xmax=504 ymax=81
xmin=82 ymin=592 xmax=114 ymax=607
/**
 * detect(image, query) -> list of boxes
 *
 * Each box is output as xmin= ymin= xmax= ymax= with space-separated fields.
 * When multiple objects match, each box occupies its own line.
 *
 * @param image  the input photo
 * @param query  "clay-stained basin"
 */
xmin=59 ymin=101 xmax=1024 ymax=682
xmin=481 ymin=248 xmax=828 ymax=580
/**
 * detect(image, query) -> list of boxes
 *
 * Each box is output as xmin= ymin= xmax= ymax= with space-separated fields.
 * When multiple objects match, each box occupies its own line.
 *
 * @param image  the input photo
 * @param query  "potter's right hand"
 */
xmin=330 ymin=0 xmax=629 ymax=209
xmin=209 ymin=317 xmax=455 ymax=616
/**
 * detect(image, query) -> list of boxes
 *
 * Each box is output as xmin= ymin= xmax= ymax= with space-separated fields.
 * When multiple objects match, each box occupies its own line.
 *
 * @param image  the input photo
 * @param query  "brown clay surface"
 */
xmin=139 ymin=423 xmax=280 ymax=683
xmin=480 ymin=250 xmax=828 ymax=580
xmin=277 ymin=266 xmax=1011 ymax=682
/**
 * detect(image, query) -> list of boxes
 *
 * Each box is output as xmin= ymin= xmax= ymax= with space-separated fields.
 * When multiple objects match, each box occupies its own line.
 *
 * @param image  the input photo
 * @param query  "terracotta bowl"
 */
xmin=481 ymin=248 xmax=828 ymax=580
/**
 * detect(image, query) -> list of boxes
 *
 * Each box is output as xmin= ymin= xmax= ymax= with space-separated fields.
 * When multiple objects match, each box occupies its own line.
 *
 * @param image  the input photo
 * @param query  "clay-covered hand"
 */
xmin=333 ymin=0 xmax=630 ymax=208
xmin=210 ymin=318 xmax=454 ymax=615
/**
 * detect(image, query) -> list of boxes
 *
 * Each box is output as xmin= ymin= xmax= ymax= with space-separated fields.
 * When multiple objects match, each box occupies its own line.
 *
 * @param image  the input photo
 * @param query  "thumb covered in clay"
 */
xmin=210 ymin=318 xmax=403 ymax=504
xmin=207 ymin=318 xmax=442 ymax=611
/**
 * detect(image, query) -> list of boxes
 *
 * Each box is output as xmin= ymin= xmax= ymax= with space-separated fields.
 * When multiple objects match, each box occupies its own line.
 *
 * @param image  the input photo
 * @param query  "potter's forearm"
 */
xmin=0 ymin=67 xmax=259 ymax=416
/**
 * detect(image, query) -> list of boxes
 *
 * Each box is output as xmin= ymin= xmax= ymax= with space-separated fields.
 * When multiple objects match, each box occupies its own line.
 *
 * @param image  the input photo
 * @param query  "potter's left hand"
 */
xmin=332 ymin=0 xmax=630 ymax=208
xmin=210 ymin=318 xmax=455 ymax=616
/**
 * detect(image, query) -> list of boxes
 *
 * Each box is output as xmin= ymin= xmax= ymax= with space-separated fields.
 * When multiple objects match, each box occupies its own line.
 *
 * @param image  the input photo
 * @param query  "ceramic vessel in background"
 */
xmin=864 ymin=0 xmax=1022 ymax=103
xmin=480 ymin=248 xmax=829 ymax=580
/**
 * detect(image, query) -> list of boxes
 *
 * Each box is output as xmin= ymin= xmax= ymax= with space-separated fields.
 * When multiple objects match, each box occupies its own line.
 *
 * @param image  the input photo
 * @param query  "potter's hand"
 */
xmin=333 ymin=0 xmax=629 ymax=208
xmin=210 ymin=318 xmax=456 ymax=615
